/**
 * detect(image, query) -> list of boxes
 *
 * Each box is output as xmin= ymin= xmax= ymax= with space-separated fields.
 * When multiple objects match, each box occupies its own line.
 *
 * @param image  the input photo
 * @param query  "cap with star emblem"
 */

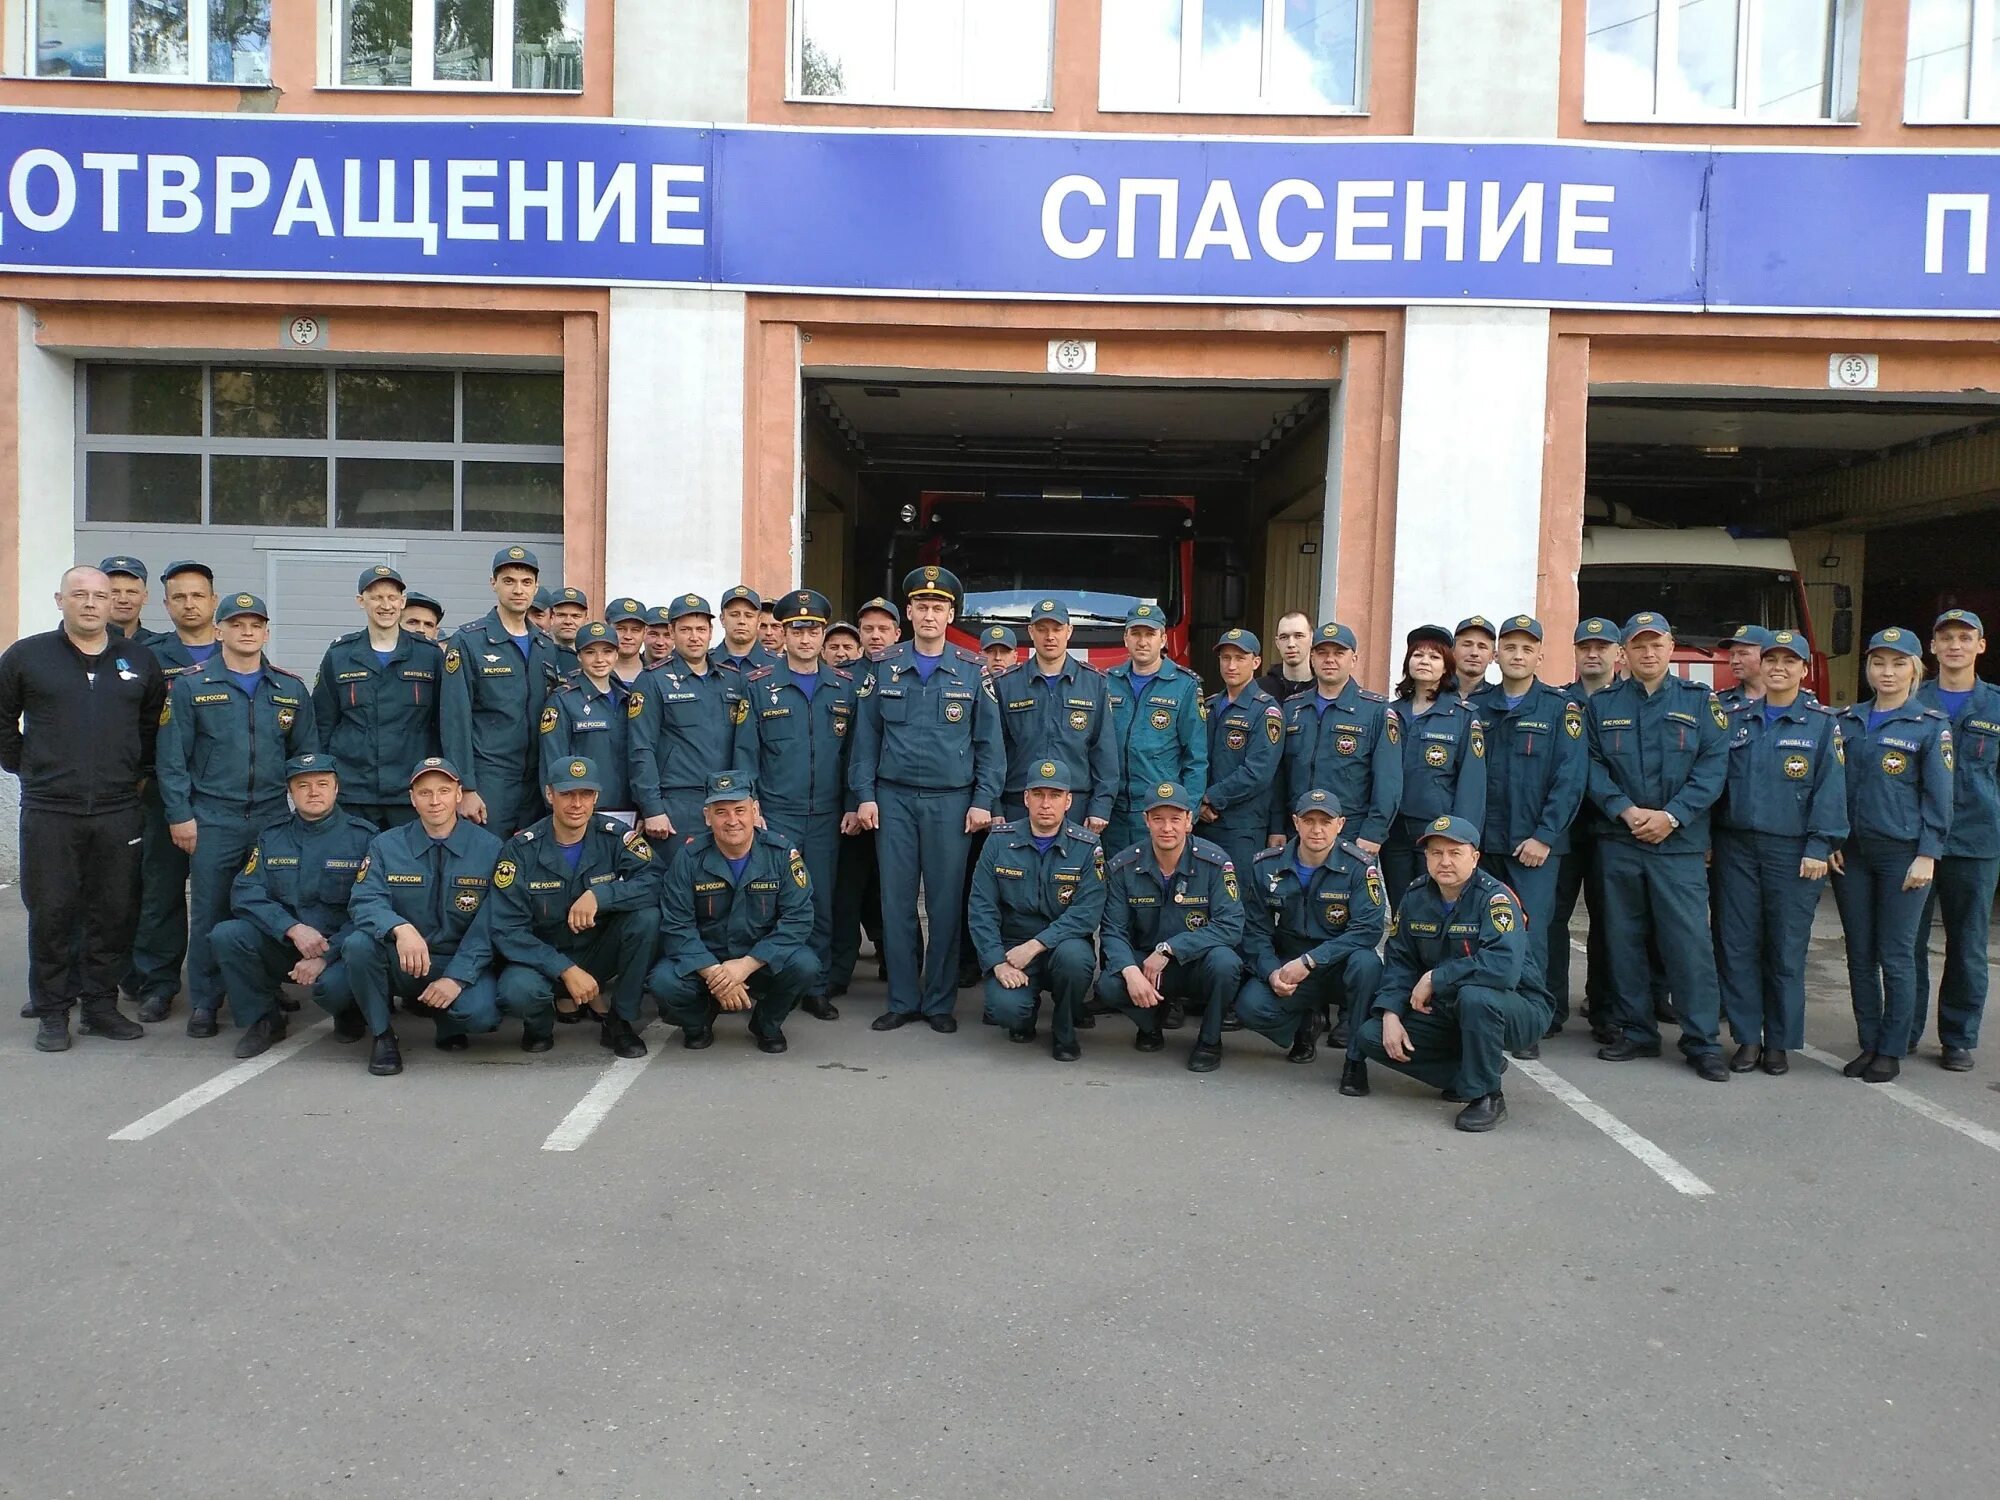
xmin=574 ymin=621 xmax=616 ymax=648
xmin=1499 ymin=614 xmax=1543 ymax=642
xmin=1455 ymin=615 xmax=1496 ymax=641
xmin=1313 ymin=622 xmax=1358 ymax=651
xmin=1728 ymin=624 xmax=1777 ymax=652
xmin=902 ymin=566 xmax=960 ymax=603
xmin=669 ymin=593 xmax=713 ymax=622
xmin=1621 ymin=612 xmax=1672 ymax=643
xmin=283 ymin=753 xmax=336 ymax=780
xmin=1215 ymin=627 xmax=1262 ymax=655
xmin=98 ymin=555 xmax=148 ymax=582
xmin=218 ymin=592 xmax=269 ymax=621
xmin=980 ymin=625 xmax=1017 ymax=650
xmin=1867 ymin=626 xmax=1921 ymax=658
xmin=357 ymin=564 xmax=405 ymax=593
xmin=1573 ymin=616 xmax=1619 ymax=643
xmin=1028 ymin=599 xmax=1070 ymax=625
xmin=491 ymin=545 xmax=540 ymax=575
xmin=856 ymin=596 xmax=902 ymax=625
xmin=704 ymin=769 xmax=756 ymax=805
xmin=720 ymin=585 xmax=762 ymax=609
xmin=1023 ymin=760 xmax=1071 ymax=792
xmin=778 ymin=589 xmax=832 ymax=626
xmin=1417 ymin=814 xmax=1480 ymax=847
xmin=553 ymin=757 xmax=603 ymax=793
xmin=1291 ymin=788 xmax=1344 ymax=816
xmin=1144 ymin=781 xmax=1193 ymax=812
xmin=608 ymin=598 xmax=649 ymax=624
xmin=1764 ymin=630 xmax=1809 ymax=660
xmin=408 ymin=756 xmax=463 ymax=786
xmin=1935 ymin=608 xmax=1985 ymax=635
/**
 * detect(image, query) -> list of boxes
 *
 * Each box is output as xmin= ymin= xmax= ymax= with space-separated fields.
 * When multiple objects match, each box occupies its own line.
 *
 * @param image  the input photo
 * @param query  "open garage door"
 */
xmin=1585 ymin=390 xmax=2000 ymax=705
xmin=799 ymin=376 xmax=1333 ymax=670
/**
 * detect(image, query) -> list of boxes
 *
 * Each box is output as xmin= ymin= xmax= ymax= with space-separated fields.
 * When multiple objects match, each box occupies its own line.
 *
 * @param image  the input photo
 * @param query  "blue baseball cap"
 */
xmin=645 ymin=606 xmax=675 ymax=627
xmin=98 ymin=555 xmax=147 ymax=582
xmin=856 ymin=596 xmax=901 ymax=625
xmin=1143 ymin=780 xmax=1193 ymax=812
xmin=1125 ymin=603 xmax=1167 ymax=629
xmin=284 ymin=753 xmax=337 ymax=780
xmin=160 ymin=559 xmax=212 ymax=584
xmin=1417 ymin=814 xmax=1481 ymax=847
xmin=550 ymin=756 xmax=603 ymax=793
xmin=1936 ymin=608 xmax=1985 ymax=635
xmin=826 ymin=620 xmax=860 ymax=645
xmin=703 ymin=769 xmax=755 ymax=804
xmin=1574 ymin=616 xmax=1619 ymax=644
xmin=1313 ymin=622 xmax=1358 ymax=651
xmin=574 ymin=621 xmax=616 ymax=649
xmin=1498 ymin=614 xmax=1543 ymax=641
xmin=1215 ymin=627 xmax=1262 ymax=655
xmin=1455 ymin=615 xmax=1496 ymax=640
xmin=980 ymin=625 xmax=1017 ymax=650
xmin=491 ymin=545 xmax=539 ymax=575
xmin=217 ymin=591 xmax=269 ymax=621
xmin=668 ymin=593 xmax=713 ymax=622
xmin=358 ymin=564 xmax=405 ymax=593
xmin=1406 ymin=623 xmax=1453 ymax=652
xmin=1292 ymin=788 xmax=1343 ymax=816
xmin=1027 ymin=598 xmax=1070 ymax=626
xmin=531 ymin=587 xmax=554 ymax=611
xmin=1866 ymin=627 xmax=1921 ymax=658
xmin=549 ymin=587 xmax=588 ymax=610
xmin=408 ymin=756 xmax=463 ymax=786
xmin=1023 ymin=758 xmax=1071 ymax=792
xmin=608 ymin=597 xmax=649 ymax=624
xmin=1621 ymin=612 xmax=1671 ymax=643
xmin=779 ymin=589 xmax=832 ymax=625
xmin=720 ymin=586 xmax=761 ymax=610
xmin=402 ymin=591 xmax=443 ymax=621
xmin=1765 ymin=629 xmax=1810 ymax=660
xmin=1728 ymin=624 xmax=1777 ymax=652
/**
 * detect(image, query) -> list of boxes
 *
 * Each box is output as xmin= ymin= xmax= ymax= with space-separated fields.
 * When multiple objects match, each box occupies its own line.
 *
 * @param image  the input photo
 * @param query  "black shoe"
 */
xmin=1589 ymin=1022 xmax=1619 ymax=1046
xmin=1761 ymin=1048 xmax=1789 ymax=1076
xmin=1942 ymin=1046 xmax=1975 ymax=1072
xmin=278 ymin=993 xmax=300 ymax=1012
xmin=554 ymin=1008 xmax=586 ymax=1024
xmin=956 ymin=967 xmax=981 ymax=991
xmin=827 ymin=982 xmax=850 ymax=999
xmin=682 ymin=1026 xmax=714 ymax=1050
xmin=756 ymin=1031 xmax=788 ymax=1055
xmin=1007 ymin=1025 xmax=1036 ymax=1044
xmin=369 ymin=1030 xmax=403 ymax=1076
xmin=80 ymin=1000 xmax=143 ymax=1040
xmin=1597 ymin=1038 xmax=1661 ymax=1061
xmin=1729 ymin=1043 xmax=1762 ymax=1072
xmin=521 ymin=1026 xmax=554 ymax=1053
xmin=608 ymin=1017 xmax=647 ymax=1059
xmin=19 ymin=999 xmax=36 ymax=1020
xmin=1187 ymin=1042 xmax=1221 ymax=1073
xmin=186 ymin=1008 xmax=220 ymax=1039
xmin=1134 ymin=1028 xmax=1165 ymax=1053
xmin=1862 ymin=1054 xmax=1901 ymax=1084
xmin=1339 ymin=1059 xmax=1370 ymax=1097
xmin=1220 ymin=1007 xmax=1243 ymax=1032
xmin=927 ymin=1015 xmax=958 ymax=1034
xmin=1455 ymin=1092 xmax=1507 ymax=1132
xmin=233 ymin=1013 xmax=286 ymax=1059
xmin=1073 ymin=1012 xmax=1096 ymax=1029
xmin=1543 ymin=1021 xmax=1563 ymax=1039
xmin=333 ymin=1009 xmax=367 ymax=1043
xmin=1509 ymin=1041 xmax=1540 ymax=1061
xmin=1842 ymin=1050 xmax=1876 ymax=1078
xmin=1440 ymin=1088 xmax=1469 ymax=1103
xmin=1287 ymin=1033 xmax=1317 ymax=1064
xmin=871 ymin=1011 xmax=912 ymax=1031
xmin=1052 ymin=1039 xmax=1080 ymax=1062
xmin=34 ymin=1012 xmax=70 ymax=1052
xmin=1689 ymin=1053 xmax=1730 ymax=1083
xmin=1162 ymin=1000 xmax=1186 ymax=1031
xmin=137 ymin=993 xmax=173 ymax=1023
xmin=1330 ymin=1020 xmax=1352 ymax=1050
xmin=435 ymin=1033 xmax=469 ymax=1052
xmin=800 ymin=994 xmax=840 ymax=1021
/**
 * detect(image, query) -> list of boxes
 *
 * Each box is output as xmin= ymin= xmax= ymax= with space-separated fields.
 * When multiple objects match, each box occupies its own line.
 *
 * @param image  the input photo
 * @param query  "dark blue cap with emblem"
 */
xmin=1292 ymin=788 xmax=1344 ymax=816
xmin=98 ymin=555 xmax=147 ymax=582
xmin=1574 ymin=616 xmax=1619 ymax=644
xmin=160 ymin=559 xmax=212 ymax=584
xmin=645 ymin=606 xmax=674 ymax=627
xmin=1314 ymin=622 xmax=1358 ymax=651
xmin=1027 ymin=598 xmax=1070 ymax=625
xmin=1936 ymin=608 xmax=1985 ymax=635
xmin=1499 ymin=614 xmax=1543 ymax=641
xmin=1024 ymin=759 xmax=1071 ymax=792
xmin=552 ymin=756 xmax=603 ymax=793
xmin=1729 ymin=624 xmax=1777 ymax=652
xmin=1144 ymin=780 xmax=1193 ymax=812
xmin=218 ymin=591 xmax=269 ymax=621
xmin=779 ymin=589 xmax=832 ymax=625
xmin=903 ymin=566 xmax=960 ymax=603
xmin=1215 ymin=627 xmax=1262 ymax=655
xmin=403 ymin=591 xmax=443 ymax=621
xmin=1417 ymin=814 xmax=1480 ymax=847
xmin=358 ymin=564 xmax=405 ymax=593
xmin=608 ymin=597 xmax=648 ymax=624
xmin=408 ymin=756 xmax=463 ymax=786
xmin=1455 ymin=615 xmax=1496 ymax=640
xmin=1765 ymin=629 xmax=1809 ymax=660
xmin=551 ymin=586 xmax=588 ymax=608
xmin=1622 ymin=612 xmax=1671 ymax=643
xmin=1124 ymin=603 xmax=1166 ymax=628
xmin=574 ymin=621 xmax=615 ymax=648
xmin=980 ymin=625 xmax=1017 ymax=650
xmin=826 ymin=620 xmax=859 ymax=644
xmin=720 ymin=585 xmax=762 ymax=609
xmin=1867 ymin=626 xmax=1921 ymax=658
xmin=704 ymin=769 xmax=755 ymax=804
xmin=1406 ymin=622 xmax=1453 ymax=651
xmin=532 ymin=587 xmax=554 ymax=611
xmin=857 ymin=596 xmax=901 ymax=624
xmin=284 ymin=753 xmax=336 ymax=780
xmin=669 ymin=593 xmax=712 ymax=621
xmin=491 ymin=544 xmax=539 ymax=575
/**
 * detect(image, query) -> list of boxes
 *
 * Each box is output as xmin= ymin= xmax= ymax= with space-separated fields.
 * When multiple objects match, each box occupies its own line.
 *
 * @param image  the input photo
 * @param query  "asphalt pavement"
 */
xmin=4 ymin=894 xmax=1999 ymax=1499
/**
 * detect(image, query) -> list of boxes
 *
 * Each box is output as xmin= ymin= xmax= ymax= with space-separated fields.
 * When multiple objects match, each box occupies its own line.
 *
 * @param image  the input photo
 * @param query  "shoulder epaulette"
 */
xmin=1190 ymin=839 xmax=1230 ymax=866
xmin=1252 ymin=844 xmax=1286 ymax=866
xmin=1106 ymin=845 xmax=1144 ymax=874
xmin=746 ymin=665 xmax=774 ymax=683
xmin=1923 ymin=706 xmax=1951 ymax=721
xmin=508 ymin=827 xmax=537 ymax=845
xmin=830 ymin=665 xmax=854 ymax=683
xmin=954 ymin=646 xmax=982 ymax=665
xmin=269 ymin=665 xmax=307 ymax=682
xmin=1064 ymin=821 xmax=1100 ymax=845
xmin=1359 ymin=687 xmax=1389 ymax=703
xmin=334 ymin=629 xmax=365 ymax=646
xmin=1338 ymin=838 xmax=1377 ymax=866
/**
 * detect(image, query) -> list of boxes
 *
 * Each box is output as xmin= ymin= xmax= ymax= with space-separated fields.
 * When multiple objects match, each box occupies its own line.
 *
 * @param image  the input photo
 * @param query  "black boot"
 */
xmin=332 ymin=1008 xmax=368 ymax=1043
xmin=800 ymin=994 xmax=840 ymax=1021
xmin=233 ymin=1012 xmax=286 ymax=1059
xmin=1339 ymin=1059 xmax=1370 ymax=1096
xmin=606 ymin=1015 xmax=647 ymax=1059
xmin=80 ymin=997 xmax=143 ymax=1041
xmin=1286 ymin=1029 xmax=1317 ymax=1064
xmin=1161 ymin=1000 xmax=1186 ymax=1031
xmin=34 ymin=1011 xmax=70 ymax=1052
xmin=369 ymin=1030 xmax=403 ymax=1076
xmin=186 ymin=1008 xmax=220 ymax=1038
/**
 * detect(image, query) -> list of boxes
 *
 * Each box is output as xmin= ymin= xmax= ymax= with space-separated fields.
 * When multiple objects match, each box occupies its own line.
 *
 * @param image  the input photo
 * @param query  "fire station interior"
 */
xmin=798 ymin=375 xmax=1335 ymax=678
xmin=1585 ymin=388 xmax=2000 ymax=704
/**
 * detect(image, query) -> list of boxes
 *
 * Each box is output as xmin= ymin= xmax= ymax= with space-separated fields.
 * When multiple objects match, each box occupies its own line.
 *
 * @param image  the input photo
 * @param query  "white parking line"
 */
xmin=1512 ymin=1058 xmax=1716 ymax=1198
xmin=1797 ymin=1044 xmax=2000 ymax=1155
xmin=542 ymin=1043 xmax=668 ymax=1152
xmin=109 ymin=1019 xmax=331 ymax=1141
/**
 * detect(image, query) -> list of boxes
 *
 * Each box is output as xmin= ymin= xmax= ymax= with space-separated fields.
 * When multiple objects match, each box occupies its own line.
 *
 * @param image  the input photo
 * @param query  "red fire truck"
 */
xmin=900 ymin=489 xmax=1200 ymax=668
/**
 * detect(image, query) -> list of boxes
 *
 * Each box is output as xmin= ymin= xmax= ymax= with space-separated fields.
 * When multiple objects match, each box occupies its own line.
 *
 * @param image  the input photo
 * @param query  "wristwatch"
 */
xmin=1153 ymin=941 xmax=1174 ymax=960
xmin=1301 ymin=953 xmax=1318 ymax=972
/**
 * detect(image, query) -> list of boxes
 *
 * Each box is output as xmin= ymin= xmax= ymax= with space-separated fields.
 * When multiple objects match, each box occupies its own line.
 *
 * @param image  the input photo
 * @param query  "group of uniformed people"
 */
xmin=14 ymin=545 xmax=1999 ymax=1129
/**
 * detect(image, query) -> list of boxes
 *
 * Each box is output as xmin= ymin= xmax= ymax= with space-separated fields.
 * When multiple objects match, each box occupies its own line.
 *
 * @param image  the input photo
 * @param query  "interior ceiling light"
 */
xmin=1698 ymin=444 xmax=1741 ymax=458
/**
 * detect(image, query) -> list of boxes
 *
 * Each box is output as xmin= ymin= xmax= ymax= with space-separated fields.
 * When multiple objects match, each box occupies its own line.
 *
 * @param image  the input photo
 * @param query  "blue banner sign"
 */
xmin=0 ymin=109 xmax=1995 ymax=316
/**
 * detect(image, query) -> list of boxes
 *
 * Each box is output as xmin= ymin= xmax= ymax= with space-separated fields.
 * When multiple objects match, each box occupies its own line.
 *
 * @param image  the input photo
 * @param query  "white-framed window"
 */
xmin=1906 ymin=0 xmax=2000 ymax=120
xmin=31 ymin=0 xmax=271 ymax=83
xmin=336 ymin=0 xmax=584 ymax=91
xmin=1583 ymin=0 xmax=1862 ymax=123
xmin=1099 ymin=0 xmax=1367 ymax=115
xmin=789 ymin=0 xmax=1056 ymax=109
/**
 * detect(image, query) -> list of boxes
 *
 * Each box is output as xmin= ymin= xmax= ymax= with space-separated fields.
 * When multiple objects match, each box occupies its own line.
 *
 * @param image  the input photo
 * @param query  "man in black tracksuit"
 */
xmin=0 ymin=565 xmax=167 ymax=1051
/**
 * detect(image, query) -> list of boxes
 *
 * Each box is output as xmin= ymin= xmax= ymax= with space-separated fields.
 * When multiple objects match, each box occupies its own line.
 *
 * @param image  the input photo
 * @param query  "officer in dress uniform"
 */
xmin=1239 ymin=788 xmax=1386 ymax=1068
xmin=124 ymin=559 xmax=219 ymax=1022
xmin=340 ymin=757 xmax=505 ymax=1074
xmin=488 ymin=756 xmax=663 ymax=1058
xmin=968 ymin=761 xmax=1107 ymax=1062
xmin=1831 ymin=628 xmax=1954 ymax=1084
xmin=1551 ymin=617 xmax=1622 ymax=1041
xmin=1583 ymin=612 xmax=1732 ymax=1082
xmin=850 ymin=565 xmax=1005 ymax=1032
xmin=540 ymin=622 xmax=639 ymax=822
xmin=209 ymin=754 xmax=376 ymax=1060
xmin=732 ymin=588 xmax=858 ymax=1020
xmin=439 ymin=545 xmax=569 ymax=837
xmin=632 ymin=593 xmax=743 ymax=852
xmin=154 ymin=592 xmax=318 ymax=1040
xmin=828 ymin=598 xmax=901 ymax=996
xmin=1104 ymin=603 xmax=1207 ymax=854
xmin=1912 ymin=609 xmax=2000 ymax=1070
xmin=1712 ymin=630 xmax=1846 ymax=1076
xmin=1096 ymin=781 xmax=1245 ymax=1071
xmin=648 ymin=771 xmax=818 ymax=1053
xmin=1351 ymin=815 xmax=1543 ymax=1132
xmin=1199 ymin=628 xmax=1286 ymax=879
xmin=1469 ymin=614 xmax=1586 ymax=1057
xmin=311 ymin=565 xmax=445 ymax=830
xmin=1270 ymin=622 xmax=1402 ymax=861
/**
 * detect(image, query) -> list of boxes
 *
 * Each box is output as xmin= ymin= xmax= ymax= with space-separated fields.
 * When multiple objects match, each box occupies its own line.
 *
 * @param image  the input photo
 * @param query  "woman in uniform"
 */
xmin=1832 ymin=628 xmax=1955 ymax=1083
xmin=1380 ymin=624 xmax=1485 ymax=909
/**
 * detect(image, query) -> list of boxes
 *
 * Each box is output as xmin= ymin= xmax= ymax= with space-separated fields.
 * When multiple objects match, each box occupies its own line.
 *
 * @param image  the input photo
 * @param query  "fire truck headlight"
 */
xmin=900 ymin=504 xmax=918 ymax=524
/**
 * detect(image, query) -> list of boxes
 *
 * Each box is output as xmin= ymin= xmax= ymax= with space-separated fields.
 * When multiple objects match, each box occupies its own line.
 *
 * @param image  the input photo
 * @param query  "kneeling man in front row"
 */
xmin=1352 ymin=814 xmax=1547 ymax=1131
xmin=649 ymin=771 xmax=818 ymax=1053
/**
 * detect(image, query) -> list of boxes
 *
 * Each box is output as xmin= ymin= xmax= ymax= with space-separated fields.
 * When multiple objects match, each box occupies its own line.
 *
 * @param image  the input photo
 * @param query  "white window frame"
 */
xmin=328 ymin=0 xmax=583 ymax=93
xmin=1099 ymin=0 xmax=1370 ymax=117
xmin=1905 ymin=0 xmax=2000 ymax=122
xmin=27 ymin=0 xmax=235 ymax=83
xmin=785 ymin=0 xmax=1057 ymax=111
xmin=1585 ymin=0 xmax=1858 ymax=124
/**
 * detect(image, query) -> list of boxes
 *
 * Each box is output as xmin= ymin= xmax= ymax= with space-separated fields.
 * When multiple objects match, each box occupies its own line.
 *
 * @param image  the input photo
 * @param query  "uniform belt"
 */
xmin=879 ymin=778 xmax=975 ymax=793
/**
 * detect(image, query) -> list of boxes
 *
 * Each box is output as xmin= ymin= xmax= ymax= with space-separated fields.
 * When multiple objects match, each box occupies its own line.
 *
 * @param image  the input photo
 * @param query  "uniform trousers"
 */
xmin=1831 ymin=836 xmax=1926 ymax=1059
xmin=1711 ymin=829 xmax=1822 ymax=1051
xmin=1092 ymin=948 xmax=1242 ymax=1049
xmin=650 ymin=948 xmax=817 ymax=1040
xmin=337 ymin=929 xmax=500 ymax=1038
xmin=494 ymin=909 xmax=662 ymax=1030
xmin=209 ymin=920 xmax=354 ymax=1027
xmin=1596 ymin=840 xmax=1722 ymax=1056
xmin=1913 ymin=854 xmax=2000 ymax=1052
xmin=1237 ymin=948 xmax=1385 ymax=1054
xmin=1356 ymin=987 xmax=1547 ymax=1100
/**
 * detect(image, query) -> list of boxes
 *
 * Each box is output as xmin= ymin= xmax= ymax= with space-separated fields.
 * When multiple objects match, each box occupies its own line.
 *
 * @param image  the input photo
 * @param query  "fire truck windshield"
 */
xmin=1578 ymin=565 xmax=1802 ymax=647
xmin=947 ymin=532 xmax=1176 ymax=628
